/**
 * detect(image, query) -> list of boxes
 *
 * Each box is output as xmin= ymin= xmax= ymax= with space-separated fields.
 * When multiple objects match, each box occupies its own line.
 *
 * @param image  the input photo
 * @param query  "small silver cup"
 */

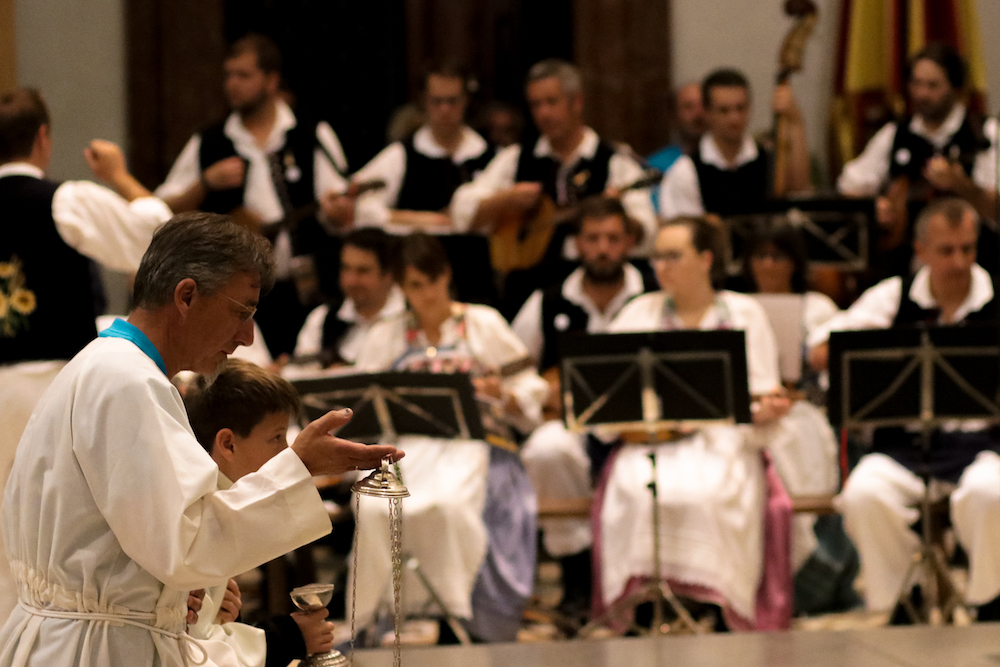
xmin=289 ymin=584 xmax=348 ymax=667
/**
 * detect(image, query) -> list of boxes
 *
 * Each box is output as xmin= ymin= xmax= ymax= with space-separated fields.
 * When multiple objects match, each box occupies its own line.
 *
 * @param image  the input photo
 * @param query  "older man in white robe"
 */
xmin=0 ymin=213 xmax=400 ymax=667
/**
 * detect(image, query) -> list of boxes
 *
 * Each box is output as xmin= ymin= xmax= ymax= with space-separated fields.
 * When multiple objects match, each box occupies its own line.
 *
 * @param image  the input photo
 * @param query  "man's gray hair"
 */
xmin=914 ymin=197 xmax=979 ymax=242
xmin=132 ymin=212 xmax=276 ymax=310
xmin=525 ymin=59 xmax=583 ymax=97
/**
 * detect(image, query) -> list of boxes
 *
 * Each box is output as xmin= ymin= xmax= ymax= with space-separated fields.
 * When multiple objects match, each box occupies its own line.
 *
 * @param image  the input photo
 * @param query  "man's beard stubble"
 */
xmin=234 ymin=89 xmax=270 ymax=116
xmin=583 ymin=260 xmax=625 ymax=285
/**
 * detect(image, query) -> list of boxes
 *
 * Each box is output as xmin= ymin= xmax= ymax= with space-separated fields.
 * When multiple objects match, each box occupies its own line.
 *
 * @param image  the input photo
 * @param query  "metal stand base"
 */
xmin=405 ymin=555 xmax=472 ymax=645
xmin=578 ymin=579 xmax=706 ymax=637
xmin=894 ymin=483 xmax=967 ymax=625
xmin=580 ymin=452 xmax=707 ymax=637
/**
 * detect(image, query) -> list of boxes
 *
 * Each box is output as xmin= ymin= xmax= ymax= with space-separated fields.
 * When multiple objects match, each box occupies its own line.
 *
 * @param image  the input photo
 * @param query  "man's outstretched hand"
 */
xmin=290 ymin=409 xmax=403 ymax=476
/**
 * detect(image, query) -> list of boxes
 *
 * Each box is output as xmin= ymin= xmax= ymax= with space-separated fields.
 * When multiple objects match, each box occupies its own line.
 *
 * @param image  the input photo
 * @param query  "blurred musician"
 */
xmin=155 ymin=33 xmax=350 ymax=357
xmin=352 ymin=233 xmax=547 ymax=642
xmin=658 ymin=68 xmax=810 ymax=220
xmin=599 ymin=216 xmax=792 ymax=630
xmin=647 ymin=82 xmax=706 ymax=174
xmin=741 ymin=219 xmax=839 ymax=384
xmin=512 ymin=196 xmax=656 ymax=624
xmin=837 ymin=44 xmax=998 ymax=279
xmin=352 ymin=62 xmax=494 ymax=232
xmin=647 ymin=82 xmax=705 ymax=212
xmin=807 ymin=198 xmax=1000 ymax=620
xmin=291 ymin=227 xmax=405 ymax=369
xmin=740 ymin=220 xmax=860 ymax=613
xmin=451 ymin=59 xmax=657 ymax=254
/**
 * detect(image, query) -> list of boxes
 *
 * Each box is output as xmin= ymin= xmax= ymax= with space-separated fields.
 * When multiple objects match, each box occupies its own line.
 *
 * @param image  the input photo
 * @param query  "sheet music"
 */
xmin=751 ymin=294 xmax=804 ymax=383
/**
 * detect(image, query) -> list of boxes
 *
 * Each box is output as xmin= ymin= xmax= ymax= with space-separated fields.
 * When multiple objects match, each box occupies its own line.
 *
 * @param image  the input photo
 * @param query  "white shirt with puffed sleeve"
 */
xmin=451 ymin=127 xmax=658 ymax=255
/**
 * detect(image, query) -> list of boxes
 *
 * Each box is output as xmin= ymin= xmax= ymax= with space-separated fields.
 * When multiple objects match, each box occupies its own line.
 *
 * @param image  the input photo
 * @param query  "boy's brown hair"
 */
xmin=184 ymin=358 xmax=300 ymax=454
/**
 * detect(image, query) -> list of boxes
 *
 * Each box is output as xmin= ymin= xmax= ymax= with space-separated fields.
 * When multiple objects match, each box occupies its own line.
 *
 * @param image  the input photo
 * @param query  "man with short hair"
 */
xmin=658 ymin=68 xmax=810 ymax=219
xmin=0 ymin=213 xmax=400 ymax=666
xmin=0 ymin=87 xmax=173 ymax=620
xmin=647 ymin=81 xmax=705 ymax=174
xmin=292 ymin=227 xmax=405 ymax=367
xmin=156 ymin=33 xmax=351 ymax=358
xmin=512 ymin=196 xmax=656 ymax=623
xmin=352 ymin=63 xmax=495 ymax=231
xmin=838 ymin=43 xmax=998 ymax=278
xmin=808 ymin=198 xmax=1000 ymax=619
xmin=452 ymin=59 xmax=657 ymax=255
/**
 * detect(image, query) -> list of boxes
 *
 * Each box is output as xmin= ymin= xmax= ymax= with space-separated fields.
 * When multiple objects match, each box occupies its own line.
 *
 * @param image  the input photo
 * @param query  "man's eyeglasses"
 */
xmin=218 ymin=292 xmax=257 ymax=322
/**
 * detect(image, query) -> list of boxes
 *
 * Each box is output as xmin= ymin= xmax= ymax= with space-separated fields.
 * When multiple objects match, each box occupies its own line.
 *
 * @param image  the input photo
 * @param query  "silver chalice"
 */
xmin=290 ymin=583 xmax=348 ymax=667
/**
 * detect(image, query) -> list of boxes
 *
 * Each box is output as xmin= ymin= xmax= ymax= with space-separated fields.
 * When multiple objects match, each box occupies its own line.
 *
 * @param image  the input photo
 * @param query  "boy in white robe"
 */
xmin=183 ymin=358 xmax=335 ymax=667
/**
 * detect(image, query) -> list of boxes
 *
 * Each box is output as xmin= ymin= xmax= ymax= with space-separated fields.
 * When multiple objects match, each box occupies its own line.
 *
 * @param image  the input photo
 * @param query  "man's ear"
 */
xmin=701 ymin=250 xmax=715 ymax=275
xmin=213 ymin=428 xmax=237 ymax=461
xmin=266 ymin=72 xmax=281 ymax=97
xmin=174 ymin=278 xmax=198 ymax=318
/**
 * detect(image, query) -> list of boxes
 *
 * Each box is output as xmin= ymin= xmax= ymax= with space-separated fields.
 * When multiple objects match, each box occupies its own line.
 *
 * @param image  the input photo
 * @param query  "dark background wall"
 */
xmin=125 ymin=0 xmax=670 ymax=188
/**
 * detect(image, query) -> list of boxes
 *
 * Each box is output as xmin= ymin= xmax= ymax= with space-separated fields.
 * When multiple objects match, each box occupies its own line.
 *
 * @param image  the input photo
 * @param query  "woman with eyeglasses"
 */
xmin=351 ymin=232 xmax=547 ymax=643
xmin=596 ymin=215 xmax=792 ymax=631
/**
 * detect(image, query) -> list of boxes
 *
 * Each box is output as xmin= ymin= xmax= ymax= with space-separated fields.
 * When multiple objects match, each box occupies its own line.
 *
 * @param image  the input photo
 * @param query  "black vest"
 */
xmin=891 ymin=272 xmax=998 ymax=328
xmin=197 ymin=117 xmax=324 ymax=216
xmin=0 ymin=176 xmax=98 ymax=364
xmin=888 ymin=112 xmax=989 ymax=183
xmin=396 ymin=134 xmax=495 ymax=212
xmin=538 ymin=267 xmax=658 ymax=370
xmin=873 ymin=271 xmax=1000 ymax=481
xmin=691 ymin=142 xmax=770 ymax=216
xmin=318 ymin=298 xmax=353 ymax=367
xmin=514 ymin=138 xmax=615 ymax=206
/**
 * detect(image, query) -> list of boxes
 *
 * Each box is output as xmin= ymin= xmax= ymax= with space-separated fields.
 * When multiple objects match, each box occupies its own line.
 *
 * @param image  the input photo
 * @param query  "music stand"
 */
xmin=292 ymin=371 xmax=485 ymax=444
xmin=723 ymin=197 xmax=875 ymax=275
xmin=291 ymin=371 xmax=486 ymax=643
xmin=558 ymin=330 xmax=752 ymax=635
xmin=828 ymin=326 xmax=1000 ymax=623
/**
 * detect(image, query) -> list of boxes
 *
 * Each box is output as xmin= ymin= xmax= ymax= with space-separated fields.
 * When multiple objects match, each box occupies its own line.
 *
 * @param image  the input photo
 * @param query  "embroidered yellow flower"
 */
xmin=0 ymin=262 xmax=15 ymax=279
xmin=11 ymin=288 xmax=36 ymax=315
xmin=0 ymin=291 xmax=8 ymax=319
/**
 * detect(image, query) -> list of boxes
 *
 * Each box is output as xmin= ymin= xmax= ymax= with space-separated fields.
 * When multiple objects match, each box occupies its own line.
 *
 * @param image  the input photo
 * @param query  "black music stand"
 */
xmin=828 ymin=326 xmax=1000 ymax=623
xmin=292 ymin=371 xmax=486 ymax=644
xmin=558 ymin=330 xmax=752 ymax=635
xmin=292 ymin=371 xmax=485 ymax=444
xmin=724 ymin=197 xmax=874 ymax=275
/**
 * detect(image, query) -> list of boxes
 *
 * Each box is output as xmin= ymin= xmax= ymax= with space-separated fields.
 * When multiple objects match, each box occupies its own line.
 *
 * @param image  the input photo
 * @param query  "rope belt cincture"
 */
xmin=18 ymin=602 xmax=209 ymax=666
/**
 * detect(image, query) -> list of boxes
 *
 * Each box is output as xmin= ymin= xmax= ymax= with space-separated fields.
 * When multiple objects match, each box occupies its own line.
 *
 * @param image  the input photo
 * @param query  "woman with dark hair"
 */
xmin=740 ymin=220 xmax=853 ymax=614
xmin=742 ymin=218 xmax=838 ymax=345
xmin=596 ymin=216 xmax=793 ymax=631
xmin=352 ymin=232 xmax=546 ymax=643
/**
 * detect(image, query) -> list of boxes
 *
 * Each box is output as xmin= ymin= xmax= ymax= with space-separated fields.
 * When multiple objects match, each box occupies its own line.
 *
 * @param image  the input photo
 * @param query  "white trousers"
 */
xmin=837 ymin=451 xmax=1000 ymax=610
xmin=521 ymin=420 xmax=592 ymax=557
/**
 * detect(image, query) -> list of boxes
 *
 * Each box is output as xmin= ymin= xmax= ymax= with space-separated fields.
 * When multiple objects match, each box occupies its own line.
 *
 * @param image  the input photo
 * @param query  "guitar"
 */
xmin=230 ymin=179 xmax=386 ymax=239
xmin=879 ymin=138 xmax=988 ymax=253
xmin=489 ymin=169 xmax=662 ymax=275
